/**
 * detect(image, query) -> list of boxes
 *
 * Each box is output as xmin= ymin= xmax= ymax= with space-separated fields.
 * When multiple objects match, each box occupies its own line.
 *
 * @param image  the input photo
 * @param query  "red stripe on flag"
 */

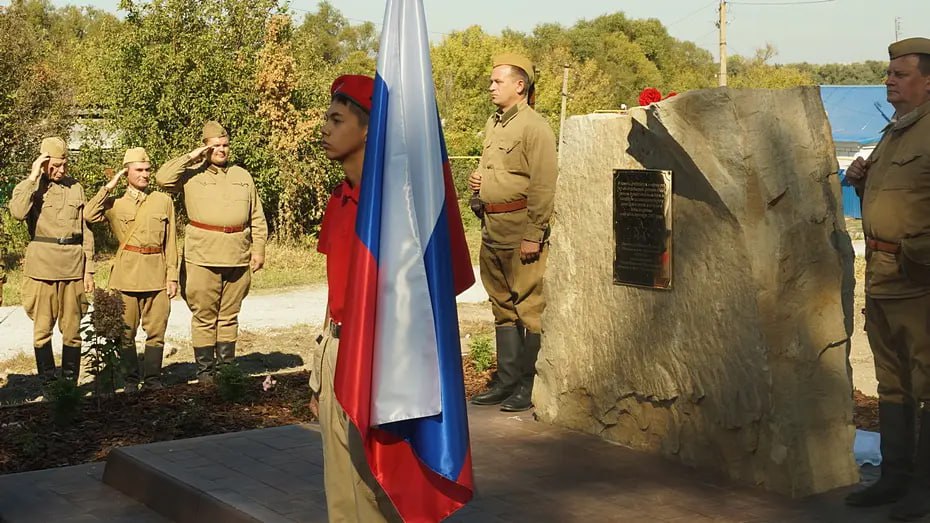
xmin=368 ymin=429 xmax=474 ymax=522
xmin=442 ymin=160 xmax=475 ymax=295
xmin=334 ymin=236 xmax=378 ymax=432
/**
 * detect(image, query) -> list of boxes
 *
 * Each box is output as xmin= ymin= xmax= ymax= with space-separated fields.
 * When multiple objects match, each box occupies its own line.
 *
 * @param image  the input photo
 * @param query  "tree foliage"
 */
xmin=0 ymin=1 xmax=888 ymax=239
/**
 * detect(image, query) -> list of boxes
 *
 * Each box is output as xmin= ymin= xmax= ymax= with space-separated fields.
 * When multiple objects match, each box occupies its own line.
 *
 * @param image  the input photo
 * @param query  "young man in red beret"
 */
xmin=310 ymin=74 xmax=396 ymax=522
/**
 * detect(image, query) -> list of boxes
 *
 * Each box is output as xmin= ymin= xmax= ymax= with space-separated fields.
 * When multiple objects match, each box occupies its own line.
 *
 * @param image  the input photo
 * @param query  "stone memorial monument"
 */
xmin=535 ymin=87 xmax=859 ymax=497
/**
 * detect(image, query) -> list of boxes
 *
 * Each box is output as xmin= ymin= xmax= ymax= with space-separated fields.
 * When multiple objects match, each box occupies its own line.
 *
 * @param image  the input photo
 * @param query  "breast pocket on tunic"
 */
xmin=495 ymin=138 xmax=525 ymax=173
xmin=882 ymin=153 xmax=925 ymax=190
xmin=230 ymin=182 xmax=251 ymax=201
xmin=64 ymin=199 xmax=83 ymax=220
xmin=147 ymin=213 xmax=168 ymax=242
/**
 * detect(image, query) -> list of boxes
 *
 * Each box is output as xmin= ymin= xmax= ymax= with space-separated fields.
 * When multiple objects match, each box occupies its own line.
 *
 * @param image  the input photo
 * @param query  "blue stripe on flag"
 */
xmin=355 ymin=73 xmax=390 ymax=260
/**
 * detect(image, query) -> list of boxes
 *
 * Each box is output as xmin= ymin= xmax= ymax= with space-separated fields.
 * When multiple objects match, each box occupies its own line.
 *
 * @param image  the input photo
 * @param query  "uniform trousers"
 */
xmin=120 ymin=289 xmax=170 ymax=349
xmin=181 ymin=261 xmax=250 ymax=347
xmin=479 ymin=242 xmax=548 ymax=333
xmin=22 ymin=277 xmax=85 ymax=347
xmin=867 ymin=293 xmax=930 ymax=404
xmin=314 ymin=334 xmax=396 ymax=523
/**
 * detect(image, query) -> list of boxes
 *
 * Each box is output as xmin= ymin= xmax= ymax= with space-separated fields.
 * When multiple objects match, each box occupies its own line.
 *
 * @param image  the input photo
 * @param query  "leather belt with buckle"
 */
xmin=189 ymin=220 xmax=247 ymax=233
xmin=483 ymin=198 xmax=528 ymax=214
xmin=32 ymin=235 xmax=83 ymax=245
xmin=866 ymin=237 xmax=900 ymax=254
xmin=123 ymin=245 xmax=163 ymax=254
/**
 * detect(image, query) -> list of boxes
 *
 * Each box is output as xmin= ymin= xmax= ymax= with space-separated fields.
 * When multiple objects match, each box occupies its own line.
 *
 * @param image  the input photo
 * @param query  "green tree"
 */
xmin=430 ymin=26 xmax=501 ymax=155
xmin=0 ymin=1 xmax=74 ymax=200
xmin=256 ymin=15 xmax=340 ymax=241
xmin=293 ymin=0 xmax=377 ymax=74
xmin=729 ymin=44 xmax=813 ymax=89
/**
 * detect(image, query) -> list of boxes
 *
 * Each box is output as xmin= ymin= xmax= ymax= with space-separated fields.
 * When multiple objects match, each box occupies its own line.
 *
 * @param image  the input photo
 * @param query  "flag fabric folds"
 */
xmin=333 ymin=0 xmax=476 ymax=520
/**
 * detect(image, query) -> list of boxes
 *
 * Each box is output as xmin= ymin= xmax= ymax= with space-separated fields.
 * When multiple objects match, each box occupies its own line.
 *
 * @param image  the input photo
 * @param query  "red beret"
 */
xmin=331 ymin=74 xmax=375 ymax=113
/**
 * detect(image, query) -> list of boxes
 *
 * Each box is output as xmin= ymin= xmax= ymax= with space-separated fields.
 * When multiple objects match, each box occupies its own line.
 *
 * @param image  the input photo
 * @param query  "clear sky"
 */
xmin=28 ymin=0 xmax=930 ymax=64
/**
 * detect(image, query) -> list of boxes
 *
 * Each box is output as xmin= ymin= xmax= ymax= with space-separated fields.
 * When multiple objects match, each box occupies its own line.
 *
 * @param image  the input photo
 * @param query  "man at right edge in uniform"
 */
xmin=469 ymin=53 xmax=558 ymax=412
xmin=845 ymin=37 xmax=930 ymax=522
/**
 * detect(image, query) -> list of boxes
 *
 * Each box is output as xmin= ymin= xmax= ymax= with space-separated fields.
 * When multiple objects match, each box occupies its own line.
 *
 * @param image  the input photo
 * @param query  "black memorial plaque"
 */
xmin=613 ymin=169 xmax=672 ymax=289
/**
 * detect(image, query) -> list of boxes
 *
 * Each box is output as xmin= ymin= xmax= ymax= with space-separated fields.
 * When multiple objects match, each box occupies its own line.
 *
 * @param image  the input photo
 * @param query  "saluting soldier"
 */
xmin=156 ymin=122 xmax=267 ymax=383
xmin=85 ymin=147 xmax=178 ymax=390
xmin=844 ymin=37 xmax=930 ymax=521
xmin=468 ymin=53 xmax=558 ymax=412
xmin=9 ymin=137 xmax=95 ymax=382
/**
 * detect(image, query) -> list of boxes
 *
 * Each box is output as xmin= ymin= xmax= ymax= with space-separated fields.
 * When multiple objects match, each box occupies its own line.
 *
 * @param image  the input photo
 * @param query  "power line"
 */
xmin=729 ymin=0 xmax=835 ymax=5
xmin=667 ymin=0 xmax=719 ymax=28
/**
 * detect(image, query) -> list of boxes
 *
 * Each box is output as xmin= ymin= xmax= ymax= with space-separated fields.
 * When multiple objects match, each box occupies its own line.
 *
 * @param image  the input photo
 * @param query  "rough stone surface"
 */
xmin=536 ymin=86 xmax=859 ymax=497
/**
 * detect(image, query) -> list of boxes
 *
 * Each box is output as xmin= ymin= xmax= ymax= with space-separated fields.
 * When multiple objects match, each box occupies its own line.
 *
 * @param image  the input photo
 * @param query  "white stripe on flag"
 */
xmin=371 ymin=0 xmax=446 ymax=426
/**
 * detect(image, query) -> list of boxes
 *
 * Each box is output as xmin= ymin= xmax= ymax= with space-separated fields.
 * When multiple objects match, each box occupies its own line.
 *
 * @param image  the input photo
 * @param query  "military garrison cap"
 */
xmin=202 ymin=121 xmax=228 ymax=141
xmin=40 ymin=137 xmax=68 ymax=159
xmin=889 ymin=37 xmax=930 ymax=59
xmin=492 ymin=53 xmax=535 ymax=86
xmin=123 ymin=147 xmax=151 ymax=166
xmin=330 ymin=75 xmax=375 ymax=113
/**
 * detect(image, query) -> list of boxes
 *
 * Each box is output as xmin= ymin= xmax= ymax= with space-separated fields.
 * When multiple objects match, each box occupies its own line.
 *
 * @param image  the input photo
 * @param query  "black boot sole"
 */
xmin=471 ymin=397 xmax=505 ymax=406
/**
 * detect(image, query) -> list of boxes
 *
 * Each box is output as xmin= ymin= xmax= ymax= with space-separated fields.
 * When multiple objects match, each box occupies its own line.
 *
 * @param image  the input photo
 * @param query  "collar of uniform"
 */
xmin=206 ymin=163 xmax=228 ymax=175
xmin=494 ymin=100 xmax=527 ymax=127
xmin=893 ymin=100 xmax=930 ymax=132
xmin=341 ymin=179 xmax=360 ymax=204
xmin=125 ymin=185 xmax=146 ymax=202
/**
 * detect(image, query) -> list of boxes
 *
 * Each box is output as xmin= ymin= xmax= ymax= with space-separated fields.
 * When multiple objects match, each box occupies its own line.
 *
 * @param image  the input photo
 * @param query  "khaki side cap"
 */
xmin=123 ymin=147 xmax=151 ymax=165
xmin=492 ymin=53 xmax=535 ymax=85
xmin=889 ymin=37 xmax=930 ymax=59
xmin=202 ymin=121 xmax=228 ymax=141
xmin=40 ymin=137 xmax=68 ymax=159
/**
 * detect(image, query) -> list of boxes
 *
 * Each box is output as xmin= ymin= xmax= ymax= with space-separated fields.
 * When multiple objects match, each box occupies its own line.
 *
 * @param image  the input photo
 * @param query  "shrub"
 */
xmin=216 ymin=364 xmax=250 ymax=403
xmin=468 ymin=334 xmax=495 ymax=373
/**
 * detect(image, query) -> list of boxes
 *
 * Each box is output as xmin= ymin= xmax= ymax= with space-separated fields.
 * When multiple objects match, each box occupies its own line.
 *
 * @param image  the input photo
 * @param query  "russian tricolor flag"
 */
xmin=333 ymin=0 xmax=476 ymax=520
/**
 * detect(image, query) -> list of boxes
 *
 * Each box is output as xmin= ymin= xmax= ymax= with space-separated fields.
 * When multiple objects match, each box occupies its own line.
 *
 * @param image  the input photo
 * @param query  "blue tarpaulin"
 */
xmin=820 ymin=85 xmax=893 ymax=145
xmin=820 ymin=85 xmax=892 ymax=219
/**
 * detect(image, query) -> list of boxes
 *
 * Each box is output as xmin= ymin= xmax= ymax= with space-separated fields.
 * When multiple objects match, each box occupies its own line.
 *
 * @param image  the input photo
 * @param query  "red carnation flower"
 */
xmin=638 ymin=87 xmax=662 ymax=107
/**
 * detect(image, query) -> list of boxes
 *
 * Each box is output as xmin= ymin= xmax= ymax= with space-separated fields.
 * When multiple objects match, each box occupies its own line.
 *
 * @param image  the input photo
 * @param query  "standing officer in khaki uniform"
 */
xmin=156 ymin=122 xmax=267 ymax=383
xmin=469 ymin=53 xmax=558 ymax=412
xmin=9 ymin=137 xmax=95 ymax=382
xmin=85 ymin=148 xmax=178 ymax=390
xmin=844 ymin=38 xmax=930 ymax=521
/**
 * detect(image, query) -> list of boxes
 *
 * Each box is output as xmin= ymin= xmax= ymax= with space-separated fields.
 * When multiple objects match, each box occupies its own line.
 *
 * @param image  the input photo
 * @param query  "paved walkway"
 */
xmin=0 ymin=406 xmax=891 ymax=522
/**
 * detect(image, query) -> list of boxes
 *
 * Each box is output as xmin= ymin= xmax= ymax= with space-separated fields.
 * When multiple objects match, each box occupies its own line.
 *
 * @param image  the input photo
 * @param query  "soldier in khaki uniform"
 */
xmin=85 ymin=148 xmax=178 ymax=390
xmin=844 ymin=38 xmax=930 ymax=521
xmin=469 ymin=53 xmax=558 ymax=412
xmin=156 ymin=122 xmax=267 ymax=383
xmin=9 ymin=137 xmax=95 ymax=382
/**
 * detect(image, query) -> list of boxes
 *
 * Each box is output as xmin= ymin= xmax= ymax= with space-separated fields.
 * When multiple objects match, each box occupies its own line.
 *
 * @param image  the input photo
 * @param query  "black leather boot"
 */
xmin=472 ymin=326 xmax=522 ymax=405
xmin=61 ymin=345 xmax=82 ymax=383
xmin=501 ymin=331 xmax=540 ymax=412
xmin=141 ymin=344 xmax=165 ymax=390
xmin=119 ymin=342 xmax=141 ymax=392
xmin=846 ymin=401 xmax=914 ymax=507
xmin=891 ymin=409 xmax=930 ymax=520
xmin=34 ymin=342 xmax=57 ymax=383
xmin=194 ymin=345 xmax=216 ymax=384
xmin=216 ymin=341 xmax=236 ymax=368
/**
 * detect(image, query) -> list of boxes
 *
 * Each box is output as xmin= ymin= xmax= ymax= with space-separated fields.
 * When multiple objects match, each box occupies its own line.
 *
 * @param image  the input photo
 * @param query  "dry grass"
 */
xmin=251 ymin=239 xmax=326 ymax=291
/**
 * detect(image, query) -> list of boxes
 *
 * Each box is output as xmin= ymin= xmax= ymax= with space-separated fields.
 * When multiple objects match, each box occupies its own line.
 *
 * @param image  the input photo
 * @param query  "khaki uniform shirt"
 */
xmin=862 ymin=101 xmax=930 ymax=298
xmin=9 ymin=177 xmax=94 ymax=280
xmin=156 ymin=155 xmax=268 ymax=267
xmin=478 ymin=100 xmax=558 ymax=248
xmin=85 ymin=186 xmax=178 ymax=292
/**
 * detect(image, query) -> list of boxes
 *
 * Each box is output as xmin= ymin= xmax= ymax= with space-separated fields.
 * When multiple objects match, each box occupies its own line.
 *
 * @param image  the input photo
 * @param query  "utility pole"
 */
xmin=558 ymin=64 xmax=569 ymax=164
xmin=718 ymin=0 xmax=728 ymax=87
xmin=895 ymin=16 xmax=902 ymax=41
